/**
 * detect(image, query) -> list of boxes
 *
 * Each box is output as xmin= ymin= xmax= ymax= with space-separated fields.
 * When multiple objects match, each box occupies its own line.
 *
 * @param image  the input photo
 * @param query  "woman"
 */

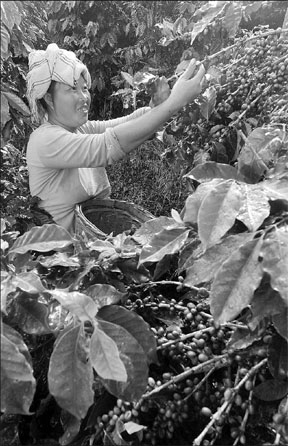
xmin=26 ymin=43 xmax=205 ymax=234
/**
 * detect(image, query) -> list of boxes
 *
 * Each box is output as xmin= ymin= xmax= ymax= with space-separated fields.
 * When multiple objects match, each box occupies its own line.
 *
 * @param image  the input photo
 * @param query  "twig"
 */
xmin=233 ymin=374 xmax=256 ymax=445
xmin=274 ymin=432 xmax=281 ymax=445
xmin=192 ymin=358 xmax=267 ymax=446
xmin=133 ymin=280 xmax=199 ymax=292
xmin=183 ymin=365 xmax=216 ymax=402
xmin=142 ymin=354 xmax=229 ymax=400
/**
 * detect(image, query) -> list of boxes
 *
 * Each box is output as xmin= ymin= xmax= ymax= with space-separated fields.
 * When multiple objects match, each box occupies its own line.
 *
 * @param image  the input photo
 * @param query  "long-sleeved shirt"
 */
xmin=26 ymin=107 xmax=150 ymax=232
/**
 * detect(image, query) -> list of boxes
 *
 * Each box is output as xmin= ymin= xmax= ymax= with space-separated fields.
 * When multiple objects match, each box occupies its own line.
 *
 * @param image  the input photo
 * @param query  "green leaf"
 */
xmin=236 ymin=183 xmax=270 ymax=231
xmin=181 ymin=179 xmax=224 ymax=225
xmin=223 ymin=1 xmax=243 ymax=38
xmin=59 ymin=411 xmax=81 ymax=446
xmin=48 ymin=324 xmax=94 ymax=419
xmin=121 ymin=71 xmax=134 ymax=87
xmin=260 ymin=228 xmax=288 ymax=305
xmin=2 ymin=323 xmax=32 ymax=365
xmin=263 ymin=176 xmax=288 ymax=202
xmin=9 ymin=224 xmax=73 ymax=256
xmin=1 ymin=92 xmax=10 ymax=127
xmin=132 ymin=216 xmax=175 ymax=246
xmin=210 ymin=237 xmax=263 ymax=324
xmin=38 ymin=252 xmax=80 ymax=268
xmin=2 ymin=91 xmax=30 ymax=116
xmin=254 ymin=379 xmax=288 ymax=401
xmin=227 ymin=325 xmax=263 ymax=351
xmin=190 ymin=1 xmax=227 ymax=45
xmin=198 ymin=180 xmax=242 ymax=251
xmin=1 ymin=1 xmax=22 ymax=30
xmin=97 ymin=305 xmax=157 ymax=364
xmin=1 ymin=334 xmax=36 ymax=414
xmin=273 ymin=310 xmax=288 ymax=341
xmin=1 ymin=273 xmax=15 ymax=313
xmin=85 ymin=284 xmax=125 ymax=308
xmin=0 ymin=23 xmax=10 ymax=60
xmin=51 ymin=289 xmax=98 ymax=322
xmin=183 ymin=233 xmax=254 ymax=285
xmin=98 ymin=320 xmax=148 ymax=401
xmin=250 ymin=281 xmax=286 ymax=331
xmin=268 ymin=334 xmax=288 ymax=379
xmin=10 ymin=295 xmax=52 ymax=335
xmin=12 ymin=271 xmax=46 ymax=294
xmin=199 ymin=86 xmax=217 ymax=121
xmin=90 ymin=325 xmax=127 ymax=382
xmin=238 ymin=127 xmax=285 ymax=183
xmin=138 ymin=227 xmax=190 ymax=265
xmin=184 ymin=162 xmax=243 ymax=182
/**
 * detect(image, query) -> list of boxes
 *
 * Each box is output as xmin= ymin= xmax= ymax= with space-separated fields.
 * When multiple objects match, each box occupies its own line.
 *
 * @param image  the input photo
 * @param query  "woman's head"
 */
xmin=41 ymin=74 xmax=91 ymax=132
xmin=26 ymin=43 xmax=91 ymax=125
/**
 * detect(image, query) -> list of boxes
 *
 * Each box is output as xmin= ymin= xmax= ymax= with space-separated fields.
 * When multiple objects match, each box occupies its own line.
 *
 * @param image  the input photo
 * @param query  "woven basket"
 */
xmin=75 ymin=198 xmax=154 ymax=240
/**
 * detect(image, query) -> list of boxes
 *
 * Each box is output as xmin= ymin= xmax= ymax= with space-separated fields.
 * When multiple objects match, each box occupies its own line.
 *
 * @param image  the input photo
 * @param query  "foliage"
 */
xmin=1 ymin=121 xmax=288 ymax=445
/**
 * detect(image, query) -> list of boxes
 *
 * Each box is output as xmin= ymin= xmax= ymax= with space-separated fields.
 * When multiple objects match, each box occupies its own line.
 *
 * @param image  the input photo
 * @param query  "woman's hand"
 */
xmin=166 ymin=59 xmax=206 ymax=113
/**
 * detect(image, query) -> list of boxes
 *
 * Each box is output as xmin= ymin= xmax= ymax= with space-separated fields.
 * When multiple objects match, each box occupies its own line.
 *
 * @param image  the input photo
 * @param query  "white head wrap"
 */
xmin=26 ymin=43 xmax=91 ymax=122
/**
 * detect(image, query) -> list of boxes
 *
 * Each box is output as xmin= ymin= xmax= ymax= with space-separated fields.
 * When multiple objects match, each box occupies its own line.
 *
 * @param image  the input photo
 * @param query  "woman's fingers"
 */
xmin=181 ymin=58 xmax=197 ymax=79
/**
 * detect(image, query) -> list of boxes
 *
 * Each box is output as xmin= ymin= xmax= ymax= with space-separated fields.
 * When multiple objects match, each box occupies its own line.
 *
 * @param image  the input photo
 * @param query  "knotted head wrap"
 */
xmin=26 ymin=43 xmax=91 ymax=123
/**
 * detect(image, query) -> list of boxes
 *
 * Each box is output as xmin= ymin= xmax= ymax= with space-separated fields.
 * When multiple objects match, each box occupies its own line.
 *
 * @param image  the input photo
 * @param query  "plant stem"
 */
xmin=157 ymin=326 xmax=215 ymax=351
xmin=183 ymin=365 xmax=216 ymax=402
xmin=133 ymin=280 xmax=199 ymax=292
xmin=193 ymin=358 xmax=267 ymax=446
xmin=142 ymin=354 xmax=228 ymax=400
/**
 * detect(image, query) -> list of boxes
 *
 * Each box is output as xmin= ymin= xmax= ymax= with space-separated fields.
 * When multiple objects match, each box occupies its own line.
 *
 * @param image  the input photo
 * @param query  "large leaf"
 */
xmin=250 ymin=281 xmax=286 ymax=331
xmin=90 ymin=325 xmax=127 ymax=382
xmin=263 ymin=176 xmax=288 ymax=202
xmin=238 ymin=127 xmax=285 ymax=183
xmin=59 ymin=412 xmax=81 ymax=446
xmin=236 ymin=183 xmax=270 ymax=231
xmin=132 ymin=216 xmax=175 ymax=246
xmin=199 ymin=86 xmax=217 ymax=121
xmin=2 ymin=91 xmax=30 ymax=116
xmin=260 ymin=228 xmax=288 ymax=305
xmin=1 ymin=23 xmax=10 ymax=60
xmin=85 ymin=284 xmax=125 ymax=308
xmin=138 ymin=227 xmax=190 ymax=265
xmin=253 ymin=379 xmax=288 ymax=401
xmin=223 ymin=1 xmax=243 ymax=37
xmin=12 ymin=271 xmax=46 ymax=294
xmin=268 ymin=334 xmax=288 ymax=379
xmin=1 ymin=92 xmax=10 ymax=128
xmin=97 ymin=305 xmax=157 ymax=364
xmin=190 ymin=1 xmax=227 ymax=45
xmin=38 ymin=252 xmax=80 ymax=268
xmin=184 ymin=162 xmax=243 ymax=182
xmin=227 ymin=325 xmax=263 ymax=351
xmin=1 ymin=1 xmax=22 ymax=30
xmin=273 ymin=310 xmax=288 ymax=341
xmin=181 ymin=179 xmax=224 ymax=224
xmin=198 ymin=180 xmax=242 ymax=251
xmin=48 ymin=324 xmax=94 ymax=419
xmin=9 ymin=224 xmax=73 ymax=255
xmin=1 ymin=334 xmax=36 ymax=414
xmin=98 ymin=320 xmax=148 ymax=402
xmin=10 ymin=295 xmax=52 ymax=335
xmin=2 ymin=323 xmax=32 ymax=365
xmin=51 ymin=289 xmax=98 ymax=322
xmin=210 ymin=237 xmax=263 ymax=324
xmin=1 ymin=273 xmax=15 ymax=313
xmin=183 ymin=233 xmax=254 ymax=285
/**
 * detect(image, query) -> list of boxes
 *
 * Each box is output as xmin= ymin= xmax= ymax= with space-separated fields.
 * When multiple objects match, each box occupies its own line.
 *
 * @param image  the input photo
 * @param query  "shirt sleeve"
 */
xmin=79 ymin=107 xmax=151 ymax=134
xmin=36 ymin=125 xmax=126 ymax=169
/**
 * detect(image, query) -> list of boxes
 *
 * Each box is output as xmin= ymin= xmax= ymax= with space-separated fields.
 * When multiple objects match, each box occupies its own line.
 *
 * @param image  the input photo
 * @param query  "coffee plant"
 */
xmin=1 ymin=121 xmax=287 ymax=445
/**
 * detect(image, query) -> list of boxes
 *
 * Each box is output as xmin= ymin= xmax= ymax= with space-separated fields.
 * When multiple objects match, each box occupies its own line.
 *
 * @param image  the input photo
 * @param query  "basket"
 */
xmin=75 ymin=198 xmax=154 ymax=240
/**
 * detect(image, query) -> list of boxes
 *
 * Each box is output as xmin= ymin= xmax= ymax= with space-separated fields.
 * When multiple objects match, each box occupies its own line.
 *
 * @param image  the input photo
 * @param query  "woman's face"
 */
xmin=46 ymin=75 xmax=91 ymax=131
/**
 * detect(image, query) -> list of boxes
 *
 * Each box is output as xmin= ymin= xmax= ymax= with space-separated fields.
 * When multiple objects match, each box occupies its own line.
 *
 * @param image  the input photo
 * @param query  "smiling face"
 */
xmin=44 ymin=74 xmax=91 ymax=132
